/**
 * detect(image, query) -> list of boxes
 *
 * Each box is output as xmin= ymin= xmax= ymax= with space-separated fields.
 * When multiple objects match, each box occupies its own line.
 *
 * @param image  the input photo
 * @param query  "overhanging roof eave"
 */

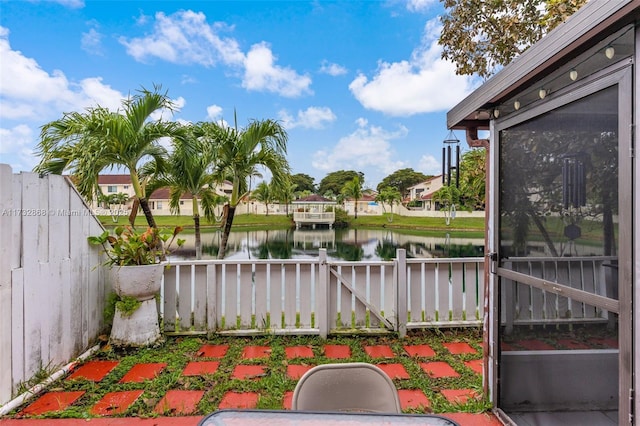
xmin=447 ymin=0 xmax=639 ymax=129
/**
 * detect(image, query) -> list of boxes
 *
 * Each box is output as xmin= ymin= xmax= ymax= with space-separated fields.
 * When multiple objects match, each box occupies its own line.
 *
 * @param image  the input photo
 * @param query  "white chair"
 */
xmin=291 ymin=362 xmax=402 ymax=413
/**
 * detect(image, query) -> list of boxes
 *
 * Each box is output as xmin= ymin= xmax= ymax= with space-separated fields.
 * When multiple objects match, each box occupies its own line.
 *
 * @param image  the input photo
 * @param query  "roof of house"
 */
xmin=447 ymin=0 xmax=640 ymax=130
xmin=98 ymin=175 xmax=131 ymax=185
xmin=149 ymin=188 xmax=193 ymax=200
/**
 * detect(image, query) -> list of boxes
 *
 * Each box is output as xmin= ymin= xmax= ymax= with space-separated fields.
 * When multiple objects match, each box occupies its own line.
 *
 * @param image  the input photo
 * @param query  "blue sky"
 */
xmin=0 ymin=0 xmax=477 ymax=188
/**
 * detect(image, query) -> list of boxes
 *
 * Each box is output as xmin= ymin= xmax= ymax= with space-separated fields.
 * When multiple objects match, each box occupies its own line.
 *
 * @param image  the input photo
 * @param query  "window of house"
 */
xmin=107 ymin=186 xmax=117 ymax=193
xmin=156 ymin=201 xmax=163 ymax=210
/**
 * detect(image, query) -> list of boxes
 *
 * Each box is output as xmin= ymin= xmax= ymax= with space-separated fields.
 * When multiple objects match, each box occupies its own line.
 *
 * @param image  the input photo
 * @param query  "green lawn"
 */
xmin=97 ymin=213 xmax=485 ymax=233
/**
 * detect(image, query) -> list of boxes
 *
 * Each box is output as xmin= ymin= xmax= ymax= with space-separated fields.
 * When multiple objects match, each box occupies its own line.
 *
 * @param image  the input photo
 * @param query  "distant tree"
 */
xmin=318 ymin=170 xmax=364 ymax=197
xmin=290 ymin=173 xmax=316 ymax=194
xmin=251 ymin=181 xmax=273 ymax=216
xmin=273 ymin=179 xmax=296 ymax=215
xmin=376 ymin=168 xmax=429 ymax=198
xmin=341 ymin=175 xmax=363 ymax=219
xmin=375 ymin=187 xmax=403 ymax=222
xmin=439 ymin=0 xmax=587 ymax=79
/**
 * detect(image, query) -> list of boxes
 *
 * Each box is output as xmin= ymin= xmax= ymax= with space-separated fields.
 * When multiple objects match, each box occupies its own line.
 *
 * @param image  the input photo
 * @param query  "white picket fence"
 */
xmin=160 ymin=251 xmax=486 ymax=337
xmin=0 ymin=165 xmax=107 ymax=405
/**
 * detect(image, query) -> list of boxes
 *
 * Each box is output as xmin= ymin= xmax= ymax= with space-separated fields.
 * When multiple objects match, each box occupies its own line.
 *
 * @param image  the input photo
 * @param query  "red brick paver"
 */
xmin=67 ymin=361 xmax=119 ymax=382
xmin=443 ymin=342 xmax=477 ymax=355
xmin=218 ymin=391 xmax=259 ymax=409
xmin=154 ymin=390 xmax=204 ymax=415
xmin=376 ymin=363 xmax=410 ymax=379
xmin=441 ymin=389 xmax=478 ymax=405
xmin=404 ymin=344 xmax=436 ymax=357
xmin=285 ymin=346 xmax=314 ymax=359
xmin=517 ymin=339 xmax=556 ymax=351
xmin=420 ymin=362 xmax=460 ymax=378
xmin=363 ymin=345 xmax=394 ymax=358
xmin=557 ymin=339 xmax=591 ymax=350
xmin=182 ymin=361 xmax=220 ymax=376
xmin=242 ymin=346 xmax=271 ymax=359
xmin=91 ymin=390 xmax=144 ymax=415
xmin=19 ymin=391 xmax=85 ymax=416
xmin=445 ymin=412 xmax=504 ymax=426
xmin=286 ymin=364 xmax=313 ymax=380
xmin=232 ymin=365 xmax=266 ymax=380
xmin=119 ymin=363 xmax=166 ymax=383
xmin=464 ymin=359 xmax=483 ymax=374
xmin=283 ymin=391 xmax=294 ymax=410
xmin=398 ymin=389 xmax=430 ymax=410
xmin=196 ymin=344 xmax=229 ymax=358
xmin=323 ymin=344 xmax=351 ymax=359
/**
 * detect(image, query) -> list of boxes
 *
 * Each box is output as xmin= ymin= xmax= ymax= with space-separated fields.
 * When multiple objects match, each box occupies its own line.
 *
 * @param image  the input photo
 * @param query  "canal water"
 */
xmin=172 ymin=228 xmax=485 ymax=261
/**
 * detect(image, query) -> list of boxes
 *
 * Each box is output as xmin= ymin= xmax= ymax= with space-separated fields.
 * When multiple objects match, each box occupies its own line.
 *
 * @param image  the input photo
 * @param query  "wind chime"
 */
xmin=442 ymin=130 xmax=460 ymax=188
xmin=441 ymin=130 xmax=460 ymax=228
xmin=561 ymin=153 xmax=587 ymax=242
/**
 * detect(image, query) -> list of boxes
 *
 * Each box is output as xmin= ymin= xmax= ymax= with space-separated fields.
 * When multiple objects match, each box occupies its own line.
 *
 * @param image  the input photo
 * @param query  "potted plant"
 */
xmin=88 ymin=226 xmax=184 ymax=347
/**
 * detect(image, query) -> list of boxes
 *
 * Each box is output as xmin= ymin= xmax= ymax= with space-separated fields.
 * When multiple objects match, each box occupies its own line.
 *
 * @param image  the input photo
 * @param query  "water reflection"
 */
xmin=173 ymin=228 xmax=485 ymax=260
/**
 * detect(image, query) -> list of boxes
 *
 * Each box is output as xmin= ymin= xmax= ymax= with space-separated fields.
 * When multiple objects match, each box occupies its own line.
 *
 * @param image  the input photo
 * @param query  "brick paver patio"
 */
xmin=0 ymin=333 xmax=504 ymax=426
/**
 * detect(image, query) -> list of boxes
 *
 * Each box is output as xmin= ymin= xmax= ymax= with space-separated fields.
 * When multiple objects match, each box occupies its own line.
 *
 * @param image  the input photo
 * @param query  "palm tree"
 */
xmin=376 ymin=187 xmax=402 ymax=222
xmin=150 ymin=124 xmax=227 ymax=259
xmin=198 ymin=117 xmax=290 ymax=259
xmin=251 ymin=181 xmax=272 ymax=216
xmin=341 ymin=176 xmax=363 ymax=219
xmin=275 ymin=179 xmax=296 ymax=216
xmin=34 ymin=85 xmax=183 ymax=228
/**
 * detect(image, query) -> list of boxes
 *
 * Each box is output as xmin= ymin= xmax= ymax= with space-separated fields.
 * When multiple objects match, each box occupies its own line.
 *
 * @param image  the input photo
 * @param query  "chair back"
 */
xmin=291 ymin=362 xmax=402 ymax=413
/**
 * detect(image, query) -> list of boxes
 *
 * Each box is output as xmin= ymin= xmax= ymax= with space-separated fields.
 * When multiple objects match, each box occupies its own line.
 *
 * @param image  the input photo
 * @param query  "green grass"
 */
xmin=97 ymin=213 xmax=485 ymax=233
xmin=8 ymin=329 xmax=489 ymax=419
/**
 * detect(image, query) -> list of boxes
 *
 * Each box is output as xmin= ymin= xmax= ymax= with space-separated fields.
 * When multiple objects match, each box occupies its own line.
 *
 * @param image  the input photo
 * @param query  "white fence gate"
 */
xmin=0 ymin=165 xmax=107 ymax=405
xmin=160 ymin=251 xmax=487 ymax=337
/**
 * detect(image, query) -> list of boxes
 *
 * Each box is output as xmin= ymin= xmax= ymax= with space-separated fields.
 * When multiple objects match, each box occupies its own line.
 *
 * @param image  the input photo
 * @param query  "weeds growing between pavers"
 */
xmin=7 ymin=329 xmax=491 ymax=419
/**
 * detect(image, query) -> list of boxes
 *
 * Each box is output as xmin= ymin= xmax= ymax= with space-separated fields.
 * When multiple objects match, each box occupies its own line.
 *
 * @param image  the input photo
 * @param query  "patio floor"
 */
xmin=0 ymin=330 xmax=502 ymax=426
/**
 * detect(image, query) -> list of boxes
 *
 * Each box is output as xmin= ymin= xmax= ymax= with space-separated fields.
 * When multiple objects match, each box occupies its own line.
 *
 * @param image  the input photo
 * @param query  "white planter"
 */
xmin=108 ymin=263 xmax=165 ymax=347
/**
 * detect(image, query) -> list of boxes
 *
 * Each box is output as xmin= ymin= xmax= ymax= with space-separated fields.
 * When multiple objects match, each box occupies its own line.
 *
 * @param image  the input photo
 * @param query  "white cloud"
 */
xmin=406 ymin=0 xmax=437 ymax=13
xmin=120 ymin=10 xmax=311 ymax=98
xmin=206 ymin=104 xmax=223 ymax=120
xmin=319 ymin=60 xmax=348 ymax=76
xmin=242 ymin=42 xmax=312 ymax=97
xmin=0 ymin=27 xmax=124 ymax=121
xmin=81 ymin=27 xmax=103 ymax=56
xmin=349 ymin=18 xmax=475 ymax=116
xmin=312 ymin=119 xmax=407 ymax=176
xmin=120 ymin=10 xmax=244 ymax=66
xmin=418 ymin=154 xmax=442 ymax=175
xmin=278 ymin=106 xmax=336 ymax=129
xmin=51 ymin=0 xmax=84 ymax=8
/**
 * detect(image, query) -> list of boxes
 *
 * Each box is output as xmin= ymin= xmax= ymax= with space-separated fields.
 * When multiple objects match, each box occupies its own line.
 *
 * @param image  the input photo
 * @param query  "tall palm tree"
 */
xmin=34 ymin=85 xmax=183 ymax=228
xmin=375 ymin=187 xmax=402 ymax=222
xmin=251 ymin=181 xmax=272 ymax=216
xmin=198 ymin=118 xmax=290 ymax=259
xmin=341 ymin=176 xmax=363 ymax=219
xmin=150 ymin=124 xmax=227 ymax=259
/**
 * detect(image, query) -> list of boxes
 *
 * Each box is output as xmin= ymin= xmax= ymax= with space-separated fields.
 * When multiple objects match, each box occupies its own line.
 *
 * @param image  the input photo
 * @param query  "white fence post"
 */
xmin=0 ymin=164 xmax=13 ymax=403
xmin=396 ymin=249 xmax=407 ymax=338
xmin=318 ymin=249 xmax=329 ymax=338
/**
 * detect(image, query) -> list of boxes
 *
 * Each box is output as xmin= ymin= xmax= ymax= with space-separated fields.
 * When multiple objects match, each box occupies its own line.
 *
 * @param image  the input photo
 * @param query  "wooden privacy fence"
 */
xmin=161 ymin=250 xmax=486 ymax=337
xmin=0 ymin=166 xmax=107 ymax=405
